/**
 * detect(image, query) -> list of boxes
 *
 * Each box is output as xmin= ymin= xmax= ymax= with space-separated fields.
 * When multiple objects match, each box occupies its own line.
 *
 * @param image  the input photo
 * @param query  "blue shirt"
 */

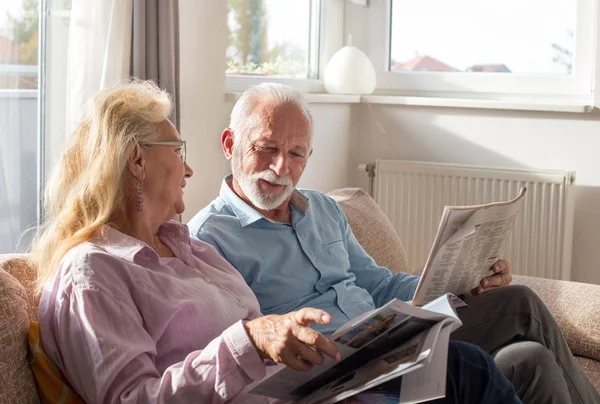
xmin=188 ymin=176 xmax=419 ymax=334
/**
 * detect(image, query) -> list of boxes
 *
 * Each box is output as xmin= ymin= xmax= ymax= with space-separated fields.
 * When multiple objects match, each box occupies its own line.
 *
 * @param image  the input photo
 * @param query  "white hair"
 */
xmin=229 ymin=82 xmax=313 ymax=147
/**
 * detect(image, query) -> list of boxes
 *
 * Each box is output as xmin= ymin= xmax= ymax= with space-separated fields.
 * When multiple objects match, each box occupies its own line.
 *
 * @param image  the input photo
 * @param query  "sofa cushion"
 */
xmin=512 ymin=274 xmax=600 ymax=362
xmin=575 ymin=356 xmax=600 ymax=393
xmin=1 ymin=254 xmax=39 ymax=322
xmin=327 ymin=188 xmax=409 ymax=275
xmin=0 ymin=269 xmax=40 ymax=404
xmin=29 ymin=321 xmax=85 ymax=403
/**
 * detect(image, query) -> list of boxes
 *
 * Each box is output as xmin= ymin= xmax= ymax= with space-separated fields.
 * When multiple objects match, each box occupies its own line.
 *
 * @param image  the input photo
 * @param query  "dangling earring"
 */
xmin=137 ymin=180 xmax=143 ymax=212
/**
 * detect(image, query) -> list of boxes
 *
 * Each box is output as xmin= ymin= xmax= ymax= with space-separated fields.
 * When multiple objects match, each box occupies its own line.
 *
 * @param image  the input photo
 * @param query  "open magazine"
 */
xmin=411 ymin=187 xmax=527 ymax=307
xmin=249 ymin=294 xmax=465 ymax=404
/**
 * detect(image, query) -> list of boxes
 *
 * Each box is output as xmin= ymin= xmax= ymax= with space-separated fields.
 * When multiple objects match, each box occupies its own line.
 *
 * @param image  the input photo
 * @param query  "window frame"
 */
xmin=351 ymin=0 xmax=597 ymax=100
xmin=225 ymin=0 xmax=344 ymax=93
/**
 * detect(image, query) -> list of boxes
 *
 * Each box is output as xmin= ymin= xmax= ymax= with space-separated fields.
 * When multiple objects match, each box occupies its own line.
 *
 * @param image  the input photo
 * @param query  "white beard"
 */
xmin=231 ymin=148 xmax=294 ymax=211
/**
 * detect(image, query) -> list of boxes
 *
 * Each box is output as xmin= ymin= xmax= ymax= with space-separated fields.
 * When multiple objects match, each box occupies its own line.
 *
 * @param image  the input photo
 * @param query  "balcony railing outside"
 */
xmin=0 ymin=70 xmax=38 ymax=253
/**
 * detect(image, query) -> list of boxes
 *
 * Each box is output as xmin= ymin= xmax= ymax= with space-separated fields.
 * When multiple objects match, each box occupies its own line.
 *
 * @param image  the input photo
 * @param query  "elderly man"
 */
xmin=188 ymin=83 xmax=598 ymax=404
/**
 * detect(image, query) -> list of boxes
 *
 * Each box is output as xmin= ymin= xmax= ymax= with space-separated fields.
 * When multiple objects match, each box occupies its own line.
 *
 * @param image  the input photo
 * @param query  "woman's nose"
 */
xmin=184 ymin=162 xmax=193 ymax=178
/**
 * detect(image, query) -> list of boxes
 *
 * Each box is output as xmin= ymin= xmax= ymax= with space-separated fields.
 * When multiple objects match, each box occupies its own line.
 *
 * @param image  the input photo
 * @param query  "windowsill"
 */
xmin=361 ymin=95 xmax=595 ymax=113
xmin=225 ymin=92 xmax=361 ymax=104
xmin=225 ymin=92 xmax=595 ymax=112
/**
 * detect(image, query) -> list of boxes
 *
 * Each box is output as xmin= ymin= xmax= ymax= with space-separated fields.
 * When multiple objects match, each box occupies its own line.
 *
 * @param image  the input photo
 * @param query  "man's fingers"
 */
xmin=481 ymin=274 xmax=503 ymax=288
xmin=492 ymin=259 xmax=510 ymax=273
xmin=294 ymin=308 xmax=332 ymax=326
xmin=471 ymin=286 xmax=484 ymax=295
xmin=481 ymin=272 xmax=512 ymax=289
xmin=474 ymin=272 xmax=511 ymax=295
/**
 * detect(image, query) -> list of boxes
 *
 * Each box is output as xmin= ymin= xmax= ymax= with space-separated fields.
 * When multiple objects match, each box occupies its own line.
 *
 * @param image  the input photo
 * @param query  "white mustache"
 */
xmin=251 ymin=170 xmax=293 ymax=187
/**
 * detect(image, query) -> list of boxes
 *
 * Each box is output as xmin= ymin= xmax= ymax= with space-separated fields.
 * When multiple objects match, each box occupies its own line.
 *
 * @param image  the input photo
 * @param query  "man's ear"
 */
xmin=221 ymin=128 xmax=235 ymax=161
xmin=127 ymin=144 xmax=146 ymax=182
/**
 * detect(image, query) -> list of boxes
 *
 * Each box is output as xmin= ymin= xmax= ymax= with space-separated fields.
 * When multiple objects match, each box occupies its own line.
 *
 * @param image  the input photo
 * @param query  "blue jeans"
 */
xmin=345 ymin=341 xmax=522 ymax=404
xmin=439 ymin=341 xmax=522 ymax=404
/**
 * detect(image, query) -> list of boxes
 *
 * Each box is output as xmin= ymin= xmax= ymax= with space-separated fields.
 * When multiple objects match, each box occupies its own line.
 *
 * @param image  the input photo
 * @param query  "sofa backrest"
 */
xmin=327 ymin=187 xmax=411 ymax=275
xmin=1 ymin=255 xmax=39 ymax=322
xmin=0 ymin=190 xmax=404 ymax=404
xmin=0 ymin=255 xmax=40 ymax=403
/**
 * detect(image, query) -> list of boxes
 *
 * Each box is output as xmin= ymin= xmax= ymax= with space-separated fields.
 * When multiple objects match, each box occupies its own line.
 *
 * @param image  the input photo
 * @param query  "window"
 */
xmin=389 ymin=0 xmax=575 ymax=75
xmin=0 ymin=0 xmax=69 ymax=253
xmin=226 ymin=0 xmax=317 ymax=78
xmin=225 ymin=0 xmax=341 ymax=93
xmin=0 ymin=0 xmax=40 ymax=253
xmin=355 ymin=0 xmax=596 ymax=98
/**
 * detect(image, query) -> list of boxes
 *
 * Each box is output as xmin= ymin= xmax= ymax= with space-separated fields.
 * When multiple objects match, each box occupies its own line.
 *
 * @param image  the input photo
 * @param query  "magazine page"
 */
xmin=299 ymin=319 xmax=455 ymax=404
xmin=420 ymin=293 xmax=465 ymax=333
xmin=296 ymin=329 xmax=431 ymax=404
xmin=395 ymin=323 xmax=452 ymax=404
xmin=249 ymin=299 xmax=459 ymax=401
xmin=412 ymin=187 xmax=527 ymax=306
xmin=330 ymin=307 xmax=381 ymax=340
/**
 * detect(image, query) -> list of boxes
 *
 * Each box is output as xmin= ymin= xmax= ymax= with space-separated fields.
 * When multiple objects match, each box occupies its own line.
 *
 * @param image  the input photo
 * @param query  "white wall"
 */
xmin=179 ymin=1 xmax=354 ymax=220
xmin=180 ymin=0 xmax=600 ymax=285
xmin=350 ymin=105 xmax=600 ymax=285
xmin=299 ymin=104 xmax=356 ymax=192
xmin=179 ymin=0 xmax=229 ymax=222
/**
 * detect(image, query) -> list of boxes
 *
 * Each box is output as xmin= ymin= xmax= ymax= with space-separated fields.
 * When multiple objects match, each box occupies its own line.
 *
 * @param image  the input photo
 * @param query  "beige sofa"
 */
xmin=328 ymin=187 xmax=600 ymax=392
xmin=1 ymin=187 xmax=599 ymax=403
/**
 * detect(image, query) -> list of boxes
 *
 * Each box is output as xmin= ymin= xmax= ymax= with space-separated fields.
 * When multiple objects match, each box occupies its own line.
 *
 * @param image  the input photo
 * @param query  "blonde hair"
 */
xmin=31 ymin=80 xmax=172 ymax=294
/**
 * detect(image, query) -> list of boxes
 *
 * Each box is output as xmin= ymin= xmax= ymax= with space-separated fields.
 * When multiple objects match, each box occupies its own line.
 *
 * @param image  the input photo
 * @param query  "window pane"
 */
xmin=389 ymin=0 xmax=576 ymax=74
xmin=226 ymin=0 xmax=314 ymax=78
xmin=0 ymin=0 xmax=39 ymax=253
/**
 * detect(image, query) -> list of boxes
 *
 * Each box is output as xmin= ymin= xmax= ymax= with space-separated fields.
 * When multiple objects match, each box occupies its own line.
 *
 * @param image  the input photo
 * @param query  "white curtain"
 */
xmin=66 ymin=0 xmax=133 ymax=132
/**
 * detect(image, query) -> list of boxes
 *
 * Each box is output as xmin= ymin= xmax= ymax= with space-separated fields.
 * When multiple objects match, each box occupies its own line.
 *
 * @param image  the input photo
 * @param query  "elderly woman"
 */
xmin=31 ymin=81 xmax=520 ymax=404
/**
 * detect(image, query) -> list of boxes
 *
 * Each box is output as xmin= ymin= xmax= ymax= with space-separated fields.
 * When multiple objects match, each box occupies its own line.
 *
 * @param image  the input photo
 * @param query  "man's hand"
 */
xmin=471 ymin=259 xmax=512 ymax=296
xmin=244 ymin=308 xmax=341 ymax=371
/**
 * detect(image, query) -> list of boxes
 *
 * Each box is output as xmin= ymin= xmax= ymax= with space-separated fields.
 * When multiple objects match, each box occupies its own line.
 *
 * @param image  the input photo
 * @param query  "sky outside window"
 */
xmin=390 ymin=0 xmax=576 ymax=74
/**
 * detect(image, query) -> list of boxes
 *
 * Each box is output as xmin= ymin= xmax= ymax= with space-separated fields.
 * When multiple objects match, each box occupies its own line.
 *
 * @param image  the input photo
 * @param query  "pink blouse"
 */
xmin=38 ymin=221 xmax=270 ymax=403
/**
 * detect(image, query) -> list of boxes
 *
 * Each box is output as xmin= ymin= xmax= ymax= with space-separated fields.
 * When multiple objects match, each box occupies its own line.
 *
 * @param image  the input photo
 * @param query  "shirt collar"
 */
xmin=93 ymin=221 xmax=191 ymax=263
xmin=219 ymin=175 xmax=310 ymax=227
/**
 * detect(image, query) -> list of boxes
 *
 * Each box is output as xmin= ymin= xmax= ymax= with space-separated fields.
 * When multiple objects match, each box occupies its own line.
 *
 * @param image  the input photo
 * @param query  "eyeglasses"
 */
xmin=141 ymin=140 xmax=187 ymax=164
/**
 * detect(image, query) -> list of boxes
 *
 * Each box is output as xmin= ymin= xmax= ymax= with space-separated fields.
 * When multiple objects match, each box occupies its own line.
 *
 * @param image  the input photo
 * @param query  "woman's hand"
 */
xmin=244 ymin=308 xmax=341 ymax=371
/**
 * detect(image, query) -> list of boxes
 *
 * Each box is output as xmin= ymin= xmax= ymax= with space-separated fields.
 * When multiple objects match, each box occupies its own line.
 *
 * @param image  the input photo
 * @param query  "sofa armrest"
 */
xmin=0 ymin=254 xmax=38 ymax=322
xmin=512 ymin=274 xmax=600 ymax=362
xmin=327 ymin=188 xmax=600 ymax=362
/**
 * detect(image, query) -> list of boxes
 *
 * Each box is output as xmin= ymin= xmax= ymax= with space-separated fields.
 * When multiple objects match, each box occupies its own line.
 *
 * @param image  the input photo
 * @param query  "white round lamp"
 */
xmin=324 ymin=35 xmax=376 ymax=95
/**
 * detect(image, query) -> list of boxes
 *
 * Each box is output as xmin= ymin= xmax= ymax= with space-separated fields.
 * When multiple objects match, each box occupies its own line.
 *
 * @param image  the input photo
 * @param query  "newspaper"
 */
xmin=411 ymin=187 xmax=527 ymax=307
xmin=249 ymin=294 xmax=463 ymax=403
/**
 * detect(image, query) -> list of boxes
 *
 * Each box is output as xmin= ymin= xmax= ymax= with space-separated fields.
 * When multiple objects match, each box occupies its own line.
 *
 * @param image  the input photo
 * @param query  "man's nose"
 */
xmin=270 ymin=151 xmax=289 ymax=176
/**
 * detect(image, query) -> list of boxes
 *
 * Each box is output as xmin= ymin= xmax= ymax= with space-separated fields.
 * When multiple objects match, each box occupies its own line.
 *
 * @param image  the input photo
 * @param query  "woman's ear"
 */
xmin=127 ymin=144 xmax=145 ymax=182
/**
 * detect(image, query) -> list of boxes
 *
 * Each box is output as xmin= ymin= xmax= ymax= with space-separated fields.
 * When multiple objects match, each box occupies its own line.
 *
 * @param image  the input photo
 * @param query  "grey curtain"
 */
xmin=131 ymin=0 xmax=180 ymax=130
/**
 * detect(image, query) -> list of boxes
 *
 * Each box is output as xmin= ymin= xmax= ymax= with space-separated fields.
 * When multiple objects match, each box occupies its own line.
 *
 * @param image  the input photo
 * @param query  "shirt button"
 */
xmin=204 ymin=277 xmax=212 ymax=284
xmin=238 ymin=300 xmax=246 ymax=308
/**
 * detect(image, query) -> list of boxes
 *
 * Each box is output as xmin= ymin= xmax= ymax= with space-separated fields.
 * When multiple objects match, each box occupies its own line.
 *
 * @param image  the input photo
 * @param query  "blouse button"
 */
xmin=238 ymin=300 xmax=246 ymax=308
xmin=204 ymin=277 xmax=212 ymax=284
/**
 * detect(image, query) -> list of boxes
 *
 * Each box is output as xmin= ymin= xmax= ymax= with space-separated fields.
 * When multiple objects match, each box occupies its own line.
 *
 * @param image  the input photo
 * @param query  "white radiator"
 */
xmin=372 ymin=160 xmax=575 ymax=280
